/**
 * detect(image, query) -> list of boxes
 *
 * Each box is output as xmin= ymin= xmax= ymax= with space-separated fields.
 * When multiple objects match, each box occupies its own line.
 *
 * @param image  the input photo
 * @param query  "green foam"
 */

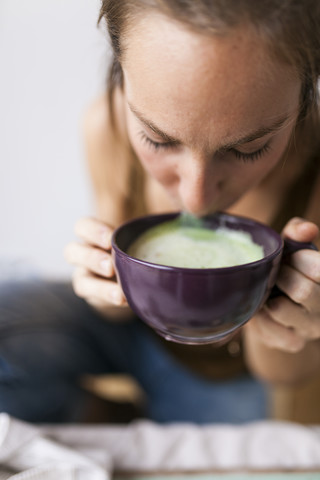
xmin=128 ymin=219 xmax=264 ymax=269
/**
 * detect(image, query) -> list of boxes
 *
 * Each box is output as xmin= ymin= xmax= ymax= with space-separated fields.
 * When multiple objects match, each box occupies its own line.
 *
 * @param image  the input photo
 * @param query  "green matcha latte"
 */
xmin=128 ymin=218 xmax=264 ymax=269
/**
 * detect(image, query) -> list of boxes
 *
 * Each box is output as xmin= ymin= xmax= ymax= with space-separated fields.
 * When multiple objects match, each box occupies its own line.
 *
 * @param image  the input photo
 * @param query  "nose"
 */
xmin=177 ymin=152 xmax=223 ymax=216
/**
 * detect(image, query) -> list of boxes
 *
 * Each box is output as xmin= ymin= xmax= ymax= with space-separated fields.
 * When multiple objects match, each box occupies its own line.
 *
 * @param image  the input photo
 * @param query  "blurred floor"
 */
xmin=80 ymin=374 xmax=145 ymax=423
xmin=81 ymin=372 xmax=320 ymax=424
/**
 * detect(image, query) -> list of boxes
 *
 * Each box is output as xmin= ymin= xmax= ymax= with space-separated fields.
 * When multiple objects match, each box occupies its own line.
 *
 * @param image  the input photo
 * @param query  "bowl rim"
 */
xmin=111 ymin=211 xmax=284 ymax=274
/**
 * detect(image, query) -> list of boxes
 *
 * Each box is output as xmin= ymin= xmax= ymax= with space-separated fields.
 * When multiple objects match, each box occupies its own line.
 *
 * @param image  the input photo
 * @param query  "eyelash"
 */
xmin=139 ymin=132 xmax=271 ymax=162
xmin=232 ymin=142 xmax=271 ymax=162
xmin=139 ymin=132 xmax=175 ymax=151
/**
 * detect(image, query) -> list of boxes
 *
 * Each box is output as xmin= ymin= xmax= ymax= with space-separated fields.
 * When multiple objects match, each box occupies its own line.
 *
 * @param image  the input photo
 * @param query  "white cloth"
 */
xmin=1 ymin=414 xmax=320 ymax=479
xmin=0 ymin=414 xmax=110 ymax=480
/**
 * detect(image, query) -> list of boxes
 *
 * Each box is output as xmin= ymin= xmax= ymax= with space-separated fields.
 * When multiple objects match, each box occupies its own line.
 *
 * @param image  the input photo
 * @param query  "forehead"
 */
xmin=122 ymin=13 xmax=300 ymax=145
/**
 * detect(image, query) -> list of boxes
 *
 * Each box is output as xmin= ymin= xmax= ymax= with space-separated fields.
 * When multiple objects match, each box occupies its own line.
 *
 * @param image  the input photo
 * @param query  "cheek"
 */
xmin=224 ymin=143 xmax=288 ymax=196
xmin=126 ymin=121 xmax=175 ymax=181
xmin=246 ymin=133 xmax=293 ymax=182
xmin=129 ymin=133 xmax=158 ymax=171
xmin=129 ymin=132 xmax=177 ymax=184
xmin=269 ymin=124 xmax=296 ymax=167
xmin=239 ymin=154 xmax=281 ymax=188
xmin=127 ymin=122 xmax=151 ymax=168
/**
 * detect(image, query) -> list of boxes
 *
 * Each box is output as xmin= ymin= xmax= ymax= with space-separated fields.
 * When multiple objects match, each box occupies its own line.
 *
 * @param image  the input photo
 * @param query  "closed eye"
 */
xmin=231 ymin=142 xmax=272 ymax=162
xmin=139 ymin=131 xmax=272 ymax=161
xmin=139 ymin=132 xmax=178 ymax=151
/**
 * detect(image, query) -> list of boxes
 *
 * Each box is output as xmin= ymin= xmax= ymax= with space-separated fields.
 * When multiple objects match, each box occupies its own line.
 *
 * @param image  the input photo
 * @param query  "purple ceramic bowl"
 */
xmin=111 ymin=212 xmax=311 ymax=344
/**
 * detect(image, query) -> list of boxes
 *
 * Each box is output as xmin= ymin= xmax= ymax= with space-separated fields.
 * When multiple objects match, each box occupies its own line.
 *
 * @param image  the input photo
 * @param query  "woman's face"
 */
xmin=122 ymin=14 xmax=301 ymax=216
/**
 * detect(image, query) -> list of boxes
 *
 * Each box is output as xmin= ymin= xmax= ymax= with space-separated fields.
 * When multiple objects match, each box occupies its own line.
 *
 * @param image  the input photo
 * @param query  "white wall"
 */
xmin=0 ymin=0 xmax=110 ymax=278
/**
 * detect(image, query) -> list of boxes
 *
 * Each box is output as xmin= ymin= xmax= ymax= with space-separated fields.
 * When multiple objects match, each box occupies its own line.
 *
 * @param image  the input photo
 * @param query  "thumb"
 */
xmin=282 ymin=217 xmax=319 ymax=243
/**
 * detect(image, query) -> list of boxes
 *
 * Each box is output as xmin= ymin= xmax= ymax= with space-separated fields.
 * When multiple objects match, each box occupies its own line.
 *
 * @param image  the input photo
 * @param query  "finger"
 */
xmin=266 ymin=295 xmax=320 ymax=340
xmin=282 ymin=217 xmax=319 ymax=244
xmin=287 ymin=249 xmax=320 ymax=283
xmin=64 ymin=242 xmax=114 ymax=277
xmin=252 ymin=308 xmax=306 ymax=352
xmin=74 ymin=217 xmax=113 ymax=249
xmin=72 ymin=268 xmax=126 ymax=306
xmin=276 ymin=264 xmax=320 ymax=313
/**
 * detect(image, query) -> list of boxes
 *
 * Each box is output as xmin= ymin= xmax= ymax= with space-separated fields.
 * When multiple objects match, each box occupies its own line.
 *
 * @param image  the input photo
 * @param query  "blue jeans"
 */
xmin=0 ymin=279 xmax=268 ymax=423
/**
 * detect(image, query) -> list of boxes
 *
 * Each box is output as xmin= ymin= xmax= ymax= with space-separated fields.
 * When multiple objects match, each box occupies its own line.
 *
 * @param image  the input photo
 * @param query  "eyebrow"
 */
xmin=129 ymin=102 xmax=179 ymax=143
xmin=128 ymin=102 xmax=290 ymax=148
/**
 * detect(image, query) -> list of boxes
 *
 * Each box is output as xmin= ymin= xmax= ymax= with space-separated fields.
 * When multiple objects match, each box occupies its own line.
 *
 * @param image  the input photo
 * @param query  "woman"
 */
xmin=1 ymin=0 xmax=320 ymax=423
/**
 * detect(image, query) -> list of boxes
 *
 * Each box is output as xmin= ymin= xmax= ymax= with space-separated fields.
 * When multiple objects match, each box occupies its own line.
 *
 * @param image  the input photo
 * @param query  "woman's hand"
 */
xmin=248 ymin=217 xmax=320 ymax=353
xmin=64 ymin=217 xmax=128 ymax=315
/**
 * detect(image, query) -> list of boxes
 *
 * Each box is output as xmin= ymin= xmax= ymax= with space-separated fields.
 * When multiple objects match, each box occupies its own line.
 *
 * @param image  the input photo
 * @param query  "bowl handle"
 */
xmin=269 ymin=239 xmax=318 ymax=299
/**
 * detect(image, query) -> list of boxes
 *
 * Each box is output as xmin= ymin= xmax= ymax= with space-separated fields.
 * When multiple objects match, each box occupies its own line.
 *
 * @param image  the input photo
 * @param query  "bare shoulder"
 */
xmin=82 ymin=89 xmax=131 ymax=225
xmin=83 ymin=93 xmax=112 ymax=152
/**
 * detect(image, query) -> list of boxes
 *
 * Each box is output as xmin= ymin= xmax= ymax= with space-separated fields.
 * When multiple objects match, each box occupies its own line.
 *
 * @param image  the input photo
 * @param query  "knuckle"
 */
xmin=83 ymin=246 xmax=95 ymax=267
xmin=82 ymin=247 xmax=113 ymax=276
xmin=290 ymin=281 xmax=313 ymax=304
xmin=108 ymin=284 xmax=125 ymax=306
xmin=262 ymin=327 xmax=305 ymax=353
xmin=262 ymin=333 xmax=285 ymax=351
xmin=90 ymin=279 xmax=111 ymax=304
xmin=286 ymin=335 xmax=305 ymax=353
xmin=89 ymin=248 xmax=105 ymax=272
xmin=99 ymin=256 xmax=113 ymax=276
xmin=74 ymin=245 xmax=96 ymax=270
xmin=261 ymin=335 xmax=276 ymax=349
xmin=74 ymin=217 xmax=112 ymax=249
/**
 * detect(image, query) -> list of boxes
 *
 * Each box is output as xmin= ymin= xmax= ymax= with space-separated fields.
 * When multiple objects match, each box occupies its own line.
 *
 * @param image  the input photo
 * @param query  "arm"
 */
xmin=65 ymin=92 xmax=135 ymax=321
